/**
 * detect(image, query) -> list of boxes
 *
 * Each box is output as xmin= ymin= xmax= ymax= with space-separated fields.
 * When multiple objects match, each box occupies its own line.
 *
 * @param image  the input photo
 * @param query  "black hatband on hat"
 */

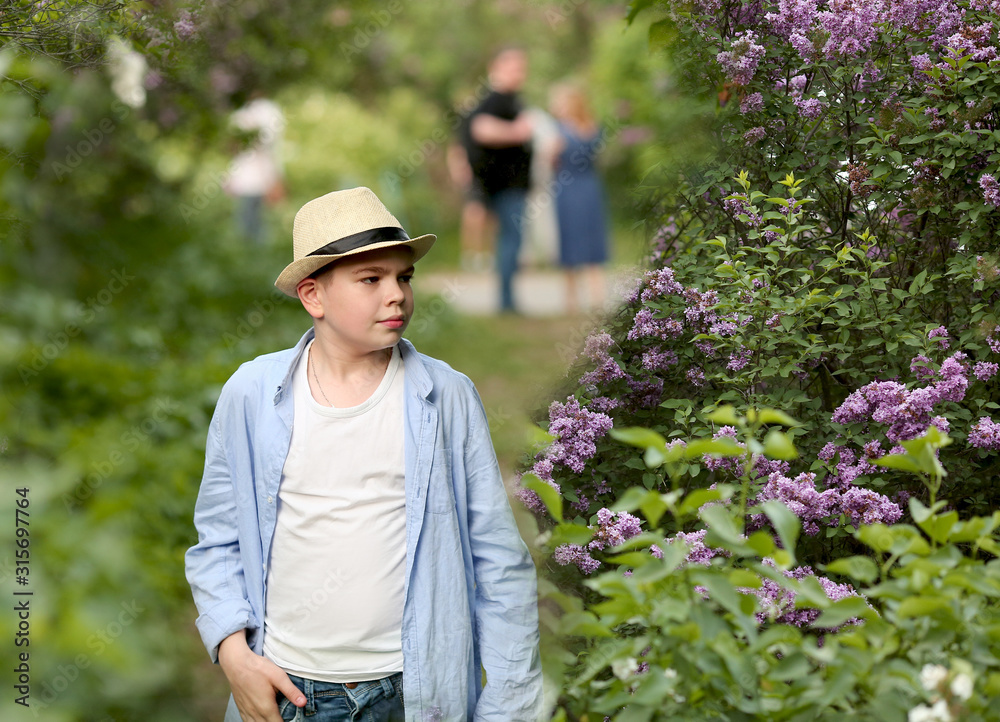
xmin=306 ymin=226 xmax=410 ymax=257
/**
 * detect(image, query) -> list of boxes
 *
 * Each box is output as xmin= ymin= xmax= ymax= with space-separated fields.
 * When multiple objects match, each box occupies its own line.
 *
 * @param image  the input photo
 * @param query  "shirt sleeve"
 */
xmin=461 ymin=382 xmax=544 ymax=721
xmin=184 ymin=405 xmax=259 ymax=663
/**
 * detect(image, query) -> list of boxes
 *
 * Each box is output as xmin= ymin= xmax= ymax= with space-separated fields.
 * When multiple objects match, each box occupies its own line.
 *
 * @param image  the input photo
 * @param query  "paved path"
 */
xmin=415 ymin=265 xmax=640 ymax=318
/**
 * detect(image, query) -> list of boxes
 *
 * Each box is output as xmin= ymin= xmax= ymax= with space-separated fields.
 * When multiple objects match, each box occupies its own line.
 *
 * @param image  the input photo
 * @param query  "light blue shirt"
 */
xmin=185 ymin=330 xmax=543 ymax=721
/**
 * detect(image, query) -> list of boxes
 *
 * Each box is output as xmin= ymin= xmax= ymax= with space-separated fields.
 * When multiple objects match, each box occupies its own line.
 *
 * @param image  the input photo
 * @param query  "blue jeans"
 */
xmin=489 ymin=188 xmax=527 ymax=312
xmin=235 ymin=194 xmax=265 ymax=244
xmin=224 ymin=673 xmax=404 ymax=722
xmin=278 ymin=673 xmax=404 ymax=721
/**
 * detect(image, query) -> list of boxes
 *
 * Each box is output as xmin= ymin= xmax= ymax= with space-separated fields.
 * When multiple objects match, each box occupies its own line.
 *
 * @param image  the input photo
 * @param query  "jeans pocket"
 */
xmin=276 ymin=694 xmax=302 ymax=722
xmin=392 ymin=673 xmax=404 ymax=709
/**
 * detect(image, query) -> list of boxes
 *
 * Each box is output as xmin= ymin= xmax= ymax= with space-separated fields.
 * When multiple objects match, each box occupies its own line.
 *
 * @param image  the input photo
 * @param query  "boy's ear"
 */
xmin=296 ymin=278 xmax=324 ymax=320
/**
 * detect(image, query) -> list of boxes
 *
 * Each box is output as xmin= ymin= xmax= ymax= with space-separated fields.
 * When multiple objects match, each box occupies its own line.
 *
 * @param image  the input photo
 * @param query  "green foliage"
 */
xmin=541 ymin=429 xmax=1000 ymax=721
xmin=523 ymin=2 xmax=1000 ymax=719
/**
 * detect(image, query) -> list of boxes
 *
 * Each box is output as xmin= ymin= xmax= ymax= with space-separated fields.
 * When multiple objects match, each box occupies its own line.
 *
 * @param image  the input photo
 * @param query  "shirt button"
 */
xmin=262 ymin=563 xmax=266 ymax=571
xmin=267 ymin=496 xmax=273 ymax=504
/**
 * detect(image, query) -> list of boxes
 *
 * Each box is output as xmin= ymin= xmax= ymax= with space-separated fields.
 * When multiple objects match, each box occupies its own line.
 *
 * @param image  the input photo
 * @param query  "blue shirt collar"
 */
xmin=274 ymin=328 xmax=432 ymax=406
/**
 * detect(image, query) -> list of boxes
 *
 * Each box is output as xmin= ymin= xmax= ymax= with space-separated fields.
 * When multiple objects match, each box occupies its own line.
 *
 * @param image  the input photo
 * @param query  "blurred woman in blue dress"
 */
xmin=548 ymin=83 xmax=609 ymax=314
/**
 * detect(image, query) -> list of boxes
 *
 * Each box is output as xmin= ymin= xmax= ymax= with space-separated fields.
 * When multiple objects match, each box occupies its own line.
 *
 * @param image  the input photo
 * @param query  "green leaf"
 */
xmin=550 ymin=523 xmax=595 ymax=547
xmin=647 ymin=19 xmax=675 ymax=49
xmin=610 ymin=427 xmax=669 ymax=468
xmin=684 ymin=437 xmax=745 ymax=459
xmin=763 ymin=429 xmax=799 ymax=459
xmin=729 ymin=568 xmax=762 ymax=589
xmin=811 ymin=596 xmax=873 ymax=629
xmin=908 ymin=497 xmax=946 ymax=523
xmin=758 ymin=409 xmax=798 ymax=427
xmin=824 ymin=556 xmax=879 ymax=584
xmin=526 ymin=423 xmax=555 ymax=450
xmin=895 ymin=597 xmax=951 ymax=619
xmin=917 ymin=510 xmax=960 ymax=544
xmin=706 ymin=404 xmax=740 ymax=425
xmin=700 ymin=504 xmax=745 ymax=550
xmin=761 ymin=500 xmax=800 ymax=560
xmin=677 ymin=486 xmax=735 ymax=517
xmin=641 ymin=493 xmax=669 ymax=528
xmin=874 ymin=454 xmax=922 ymax=474
xmin=610 ymin=426 xmax=667 ymax=451
xmin=613 ymin=487 xmax=655 ymax=514
xmin=521 ymin=473 xmax=562 ymax=522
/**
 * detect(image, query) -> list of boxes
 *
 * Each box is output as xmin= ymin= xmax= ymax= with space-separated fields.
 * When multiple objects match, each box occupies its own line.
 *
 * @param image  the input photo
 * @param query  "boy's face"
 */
xmin=301 ymin=246 xmax=415 ymax=359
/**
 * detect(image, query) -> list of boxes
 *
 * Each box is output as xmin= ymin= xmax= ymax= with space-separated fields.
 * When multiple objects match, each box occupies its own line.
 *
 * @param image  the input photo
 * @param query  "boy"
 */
xmin=185 ymin=187 xmax=543 ymax=721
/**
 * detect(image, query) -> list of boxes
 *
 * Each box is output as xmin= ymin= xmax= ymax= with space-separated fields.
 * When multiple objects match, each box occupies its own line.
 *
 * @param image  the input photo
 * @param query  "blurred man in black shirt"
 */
xmin=461 ymin=47 xmax=533 ymax=313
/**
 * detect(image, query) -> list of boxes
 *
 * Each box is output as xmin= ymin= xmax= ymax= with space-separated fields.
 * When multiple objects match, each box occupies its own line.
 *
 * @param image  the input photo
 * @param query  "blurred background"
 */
xmin=0 ymin=1 xmax=706 ymax=718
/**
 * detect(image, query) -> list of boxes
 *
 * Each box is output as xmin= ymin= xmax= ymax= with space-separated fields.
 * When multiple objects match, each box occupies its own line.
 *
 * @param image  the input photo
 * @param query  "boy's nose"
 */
xmin=386 ymin=281 xmax=406 ymax=303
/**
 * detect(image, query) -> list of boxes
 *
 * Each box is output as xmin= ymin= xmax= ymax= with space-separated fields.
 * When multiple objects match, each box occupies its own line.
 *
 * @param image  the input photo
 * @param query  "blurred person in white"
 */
xmin=225 ymin=91 xmax=286 ymax=244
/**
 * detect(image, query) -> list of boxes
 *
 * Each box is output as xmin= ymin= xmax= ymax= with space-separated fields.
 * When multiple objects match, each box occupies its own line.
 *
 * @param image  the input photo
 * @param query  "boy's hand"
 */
xmin=218 ymin=631 xmax=306 ymax=721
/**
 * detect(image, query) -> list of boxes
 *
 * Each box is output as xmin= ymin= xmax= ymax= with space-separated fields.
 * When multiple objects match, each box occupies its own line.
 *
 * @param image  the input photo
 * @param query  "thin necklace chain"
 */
xmin=309 ymin=344 xmax=393 ymax=407
xmin=309 ymin=345 xmax=334 ymax=407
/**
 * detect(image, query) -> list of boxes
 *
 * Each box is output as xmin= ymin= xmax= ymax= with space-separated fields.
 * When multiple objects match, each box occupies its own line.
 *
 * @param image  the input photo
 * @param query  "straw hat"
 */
xmin=274 ymin=187 xmax=436 ymax=297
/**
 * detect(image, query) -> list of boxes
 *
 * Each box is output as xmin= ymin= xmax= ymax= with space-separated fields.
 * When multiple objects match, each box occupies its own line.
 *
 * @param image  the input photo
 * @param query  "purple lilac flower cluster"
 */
xmin=723 ymin=195 xmax=764 ymax=226
xmin=750 ymin=472 xmax=841 ymax=535
xmin=173 ymin=9 xmax=198 ymax=39
xmin=727 ymin=346 xmax=752 ymax=371
xmin=766 ymin=0 xmax=966 ymax=62
xmin=545 ymin=398 xmax=614 ymax=474
xmin=590 ymin=508 xmax=643 ymax=550
xmin=716 ymin=30 xmax=767 ymax=86
xmin=516 ymin=398 xmax=614 ymax=513
xmin=554 ymin=508 xmax=644 ymax=574
xmin=642 ymin=347 xmax=679 ymax=371
xmin=841 ymin=487 xmax=904 ymax=527
xmin=514 ymin=456 xmax=561 ymax=514
xmin=745 ymin=562 xmax=864 ymax=629
xmin=819 ymin=443 xmax=884 ymax=488
xmin=988 ymin=329 xmax=1000 ymax=354
xmin=910 ymin=354 xmax=935 ymax=379
xmin=974 ymin=361 xmax=999 ymax=381
xmin=750 ymin=470 xmax=901 ymax=534
xmin=831 ymin=352 xmax=969 ymax=442
xmin=928 ymin=325 xmax=949 ymax=348
xmin=740 ymin=91 xmax=764 ymax=114
xmin=628 ymin=308 xmax=685 ymax=342
xmin=969 ymin=417 xmax=1000 ymax=450
xmin=702 ymin=426 xmax=746 ymax=475
xmin=743 ymin=126 xmax=767 ymax=145
xmin=794 ymin=96 xmax=826 ymax=119
xmin=980 ymin=174 xmax=1000 ymax=208
xmin=553 ymin=544 xmax=600 ymax=575
xmin=666 ymin=529 xmax=730 ymax=565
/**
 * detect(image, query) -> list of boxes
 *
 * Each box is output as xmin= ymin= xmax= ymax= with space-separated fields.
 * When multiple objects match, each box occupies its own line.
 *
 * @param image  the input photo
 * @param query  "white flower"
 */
xmin=929 ymin=699 xmax=952 ymax=722
xmin=919 ymin=664 xmax=948 ymax=692
xmin=663 ymin=667 xmax=678 ymax=680
xmin=908 ymin=700 xmax=952 ymax=722
xmin=950 ymin=672 xmax=973 ymax=701
xmin=611 ymin=657 xmax=637 ymax=680
xmin=106 ymin=37 xmax=147 ymax=108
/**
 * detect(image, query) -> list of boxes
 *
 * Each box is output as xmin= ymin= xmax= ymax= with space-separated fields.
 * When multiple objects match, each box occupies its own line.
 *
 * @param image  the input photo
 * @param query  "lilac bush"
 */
xmin=537 ymin=2 xmax=1000 ymax=718
xmin=523 ymin=0 xmax=1000 ymax=585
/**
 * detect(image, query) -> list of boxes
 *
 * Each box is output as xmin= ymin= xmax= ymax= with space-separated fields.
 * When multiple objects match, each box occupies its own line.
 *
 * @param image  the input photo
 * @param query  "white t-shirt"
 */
xmin=263 ymin=342 xmax=406 ymax=682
